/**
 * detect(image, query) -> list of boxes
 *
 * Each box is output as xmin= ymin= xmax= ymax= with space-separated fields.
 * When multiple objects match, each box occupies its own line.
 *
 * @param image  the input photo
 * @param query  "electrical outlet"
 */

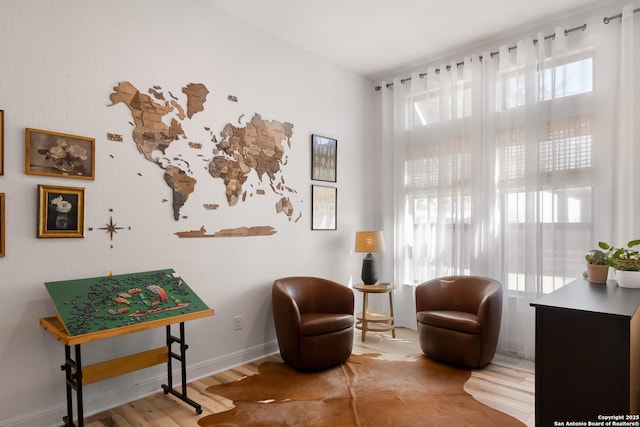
xmin=233 ymin=315 xmax=242 ymax=330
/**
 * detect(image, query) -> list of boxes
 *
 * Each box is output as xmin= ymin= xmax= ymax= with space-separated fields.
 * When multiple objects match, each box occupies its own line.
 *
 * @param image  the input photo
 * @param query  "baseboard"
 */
xmin=0 ymin=340 xmax=280 ymax=427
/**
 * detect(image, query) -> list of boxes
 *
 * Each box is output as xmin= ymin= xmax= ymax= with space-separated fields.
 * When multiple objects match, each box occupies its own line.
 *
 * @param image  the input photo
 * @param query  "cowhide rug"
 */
xmin=198 ymin=353 xmax=524 ymax=427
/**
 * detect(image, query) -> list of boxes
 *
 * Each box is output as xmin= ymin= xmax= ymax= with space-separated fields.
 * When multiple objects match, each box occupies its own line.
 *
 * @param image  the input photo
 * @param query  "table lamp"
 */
xmin=355 ymin=231 xmax=385 ymax=284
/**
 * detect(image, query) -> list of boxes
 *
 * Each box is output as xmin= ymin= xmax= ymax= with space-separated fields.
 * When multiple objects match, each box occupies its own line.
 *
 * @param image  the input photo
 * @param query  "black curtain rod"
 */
xmin=603 ymin=7 xmax=640 ymax=23
xmin=375 ymin=7 xmax=640 ymax=92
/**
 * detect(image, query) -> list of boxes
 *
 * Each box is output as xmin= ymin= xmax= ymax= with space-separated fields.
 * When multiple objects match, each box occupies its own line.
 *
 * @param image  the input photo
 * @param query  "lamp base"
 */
xmin=361 ymin=253 xmax=378 ymax=285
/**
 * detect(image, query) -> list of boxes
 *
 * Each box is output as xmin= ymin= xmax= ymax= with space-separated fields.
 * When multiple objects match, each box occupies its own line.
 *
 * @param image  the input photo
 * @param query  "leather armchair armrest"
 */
xmin=272 ymin=282 xmax=303 ymax=364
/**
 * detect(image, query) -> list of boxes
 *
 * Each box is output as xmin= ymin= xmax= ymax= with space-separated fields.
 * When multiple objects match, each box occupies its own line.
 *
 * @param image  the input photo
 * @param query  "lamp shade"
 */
xmin=354 ymin=231 xmax=385 ymax=253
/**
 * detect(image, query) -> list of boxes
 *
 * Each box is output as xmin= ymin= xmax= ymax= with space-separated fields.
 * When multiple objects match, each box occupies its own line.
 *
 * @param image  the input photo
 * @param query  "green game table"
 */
xmin=40 ymin=269 xmax=214 ymax=427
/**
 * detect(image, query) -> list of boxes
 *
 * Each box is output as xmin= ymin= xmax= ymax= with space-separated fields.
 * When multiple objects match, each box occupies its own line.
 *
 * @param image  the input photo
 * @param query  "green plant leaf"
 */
xmin=628 ymin=239 xmax=640 ymax=248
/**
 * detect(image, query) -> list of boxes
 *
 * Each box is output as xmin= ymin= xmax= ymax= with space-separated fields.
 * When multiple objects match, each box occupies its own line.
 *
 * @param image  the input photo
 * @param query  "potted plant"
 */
xmin=584 ymin=242 xmax=611 ymax=283
xmin=608 ymin=239 xmax=640 ymax=288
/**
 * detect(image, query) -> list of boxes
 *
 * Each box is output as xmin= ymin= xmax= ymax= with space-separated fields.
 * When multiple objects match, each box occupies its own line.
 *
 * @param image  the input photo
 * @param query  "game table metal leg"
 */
xmin=61 ymin=344 xmax=84 ymax=427
xmin=161 ymin=322 xmax=203 ymax=414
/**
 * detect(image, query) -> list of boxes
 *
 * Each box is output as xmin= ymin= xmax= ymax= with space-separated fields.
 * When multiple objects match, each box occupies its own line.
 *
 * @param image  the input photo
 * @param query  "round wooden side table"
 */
xmin=353 ymin=283 xmax=395 ymax=342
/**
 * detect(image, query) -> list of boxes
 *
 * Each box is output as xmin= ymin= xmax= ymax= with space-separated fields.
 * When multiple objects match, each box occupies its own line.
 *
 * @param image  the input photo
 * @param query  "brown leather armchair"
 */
xmin=415 ymin=275 xmax=502 ymax=368
xmin=272 ymin=277 xmax=355 ymax=371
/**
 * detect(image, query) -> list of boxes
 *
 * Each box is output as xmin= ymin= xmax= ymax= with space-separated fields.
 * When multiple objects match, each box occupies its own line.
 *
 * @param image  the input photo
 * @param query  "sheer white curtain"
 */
xmin=614 ymin=5 xmax=640 ymax=238
xmin=380 ymin=5 xmax=639 ymax=360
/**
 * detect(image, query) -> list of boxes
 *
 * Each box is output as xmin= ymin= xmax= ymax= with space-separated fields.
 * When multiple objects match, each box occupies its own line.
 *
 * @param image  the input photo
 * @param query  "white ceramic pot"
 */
xmin=615 ymin=270 xmax=640 ymax=288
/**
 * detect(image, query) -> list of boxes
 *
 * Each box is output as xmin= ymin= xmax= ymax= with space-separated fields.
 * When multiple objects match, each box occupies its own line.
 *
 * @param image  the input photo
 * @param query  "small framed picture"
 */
xmin=26 ymin=128 xmax=95 ymax=180
xmin=0 ymin=110 xmax=4 ymax=176
xmin=0 ymin=193 xmax=4 ymax=256
xmin=38 ymin=184 xmax=85 ymax=238
xmin=312 ymin=185 xmax=337 ymax=230
xmin=311 ymin=134 xmax=337 ymax=182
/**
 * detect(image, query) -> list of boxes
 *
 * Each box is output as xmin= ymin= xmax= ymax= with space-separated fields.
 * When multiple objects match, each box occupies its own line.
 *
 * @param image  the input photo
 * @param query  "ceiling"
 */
xmin=206 ymin=0 xmax=616 ymax=80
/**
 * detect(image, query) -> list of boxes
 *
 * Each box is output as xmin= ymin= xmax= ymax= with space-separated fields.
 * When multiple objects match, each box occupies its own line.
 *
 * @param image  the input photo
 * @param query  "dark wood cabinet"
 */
xmin=531 ymin=279 xmax=640 ymax=426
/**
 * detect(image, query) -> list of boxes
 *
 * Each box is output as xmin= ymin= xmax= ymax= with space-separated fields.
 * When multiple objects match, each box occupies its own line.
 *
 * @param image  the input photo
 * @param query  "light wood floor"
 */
xmin=85 ymin=328 xmax=535 ymax=427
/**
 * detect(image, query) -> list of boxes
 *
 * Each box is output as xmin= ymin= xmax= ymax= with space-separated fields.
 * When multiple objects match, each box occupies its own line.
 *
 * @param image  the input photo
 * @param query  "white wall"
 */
xmin=0 ymin=1 xmax=375 ymax=425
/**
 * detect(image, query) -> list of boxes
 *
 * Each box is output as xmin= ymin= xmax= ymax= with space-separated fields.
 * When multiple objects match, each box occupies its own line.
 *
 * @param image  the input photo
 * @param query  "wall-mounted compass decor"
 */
xmin=88 ymin=209 xmax=131 ymax=248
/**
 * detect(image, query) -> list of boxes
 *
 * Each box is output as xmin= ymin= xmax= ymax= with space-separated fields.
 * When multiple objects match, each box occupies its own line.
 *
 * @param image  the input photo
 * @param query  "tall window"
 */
xmin=382 ymin=9 xmax=640 ymax=360
xmin=400 ymin=49 xmax=596 ymax=294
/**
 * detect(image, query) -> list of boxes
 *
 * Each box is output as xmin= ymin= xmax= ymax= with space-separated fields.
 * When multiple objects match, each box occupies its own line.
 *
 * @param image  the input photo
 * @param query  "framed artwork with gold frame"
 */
xmin=0 ymin=193 xmax=5 ymax=256
xmin=26 ymin=128 xmax=95 ymax=180
xmin=38 ymin=184 xmax=85 ymax=238
xmin=0 ymin=110 xmax=4 ymax=176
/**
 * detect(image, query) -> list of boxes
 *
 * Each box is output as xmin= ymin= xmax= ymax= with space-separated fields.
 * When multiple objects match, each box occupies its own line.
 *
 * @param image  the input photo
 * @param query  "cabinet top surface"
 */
xmin=530 ymin=278 xmax=640 ymax=317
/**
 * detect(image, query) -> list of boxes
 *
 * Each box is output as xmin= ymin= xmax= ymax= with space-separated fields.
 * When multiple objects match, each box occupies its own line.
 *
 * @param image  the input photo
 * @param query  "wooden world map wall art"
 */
xmin=108 ymin=81 xmax=302 ymax=238
xmin=44 ymin=269 xmax=210 ymax=336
